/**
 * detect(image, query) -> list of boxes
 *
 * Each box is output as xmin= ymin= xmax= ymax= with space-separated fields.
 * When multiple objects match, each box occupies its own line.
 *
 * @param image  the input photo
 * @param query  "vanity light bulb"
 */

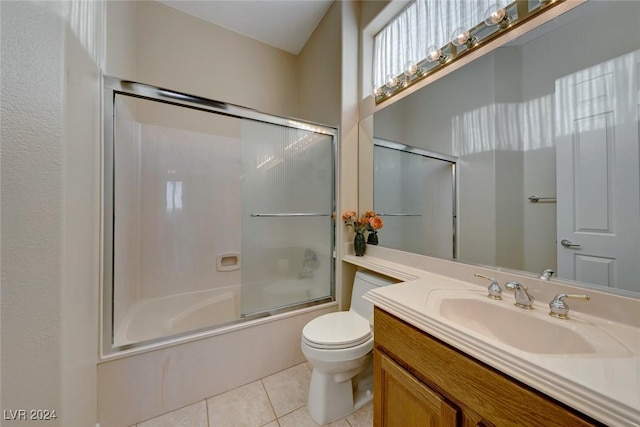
xmin=372 ymin=85 xmax=383 ymax=97
xmin=385 ymin=73 xmax=398 ymax=87
xmin=451 ymin=27 xmax=470 ymax=46
xmin=404 ymin=61 xmax=418 ymax=76
xmin=426 ymin=45 xmax=442 ymax=63
xmin=484 ymin=3 xmax=508 ymax=27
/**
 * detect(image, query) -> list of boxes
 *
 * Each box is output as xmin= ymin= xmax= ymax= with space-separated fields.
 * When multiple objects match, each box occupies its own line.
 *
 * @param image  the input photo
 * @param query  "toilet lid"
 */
xmin=302 ymin=311 xmax=372 ymax=349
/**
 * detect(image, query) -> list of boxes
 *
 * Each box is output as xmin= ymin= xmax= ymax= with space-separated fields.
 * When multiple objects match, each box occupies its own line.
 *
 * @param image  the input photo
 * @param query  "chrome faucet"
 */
xmin=299 ymin=249 xmax=318 ymax=279
xmin=505 ymin=281 xmax=534 ymax=309
xmin=303 ymin=249 xmax=318 ymax=269
xmin=549 ymin=293 xmax=591 ymax=320
xmin=474 ymin=274 xmax=502 ymax=300
xmin=539 ymin=269 xmax=554 ymax=281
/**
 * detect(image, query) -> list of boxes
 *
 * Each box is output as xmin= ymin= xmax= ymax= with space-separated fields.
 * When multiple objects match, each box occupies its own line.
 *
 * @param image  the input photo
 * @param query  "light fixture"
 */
xmin=373 ymin=0 xmax=558 ymax=104
xmin=484 ymin=3 xmax=510 ymax=29
xmin=451 ymin=27 xmax=477 ymax=49
xmin=426 ymin=45 xmax=448 ymax=65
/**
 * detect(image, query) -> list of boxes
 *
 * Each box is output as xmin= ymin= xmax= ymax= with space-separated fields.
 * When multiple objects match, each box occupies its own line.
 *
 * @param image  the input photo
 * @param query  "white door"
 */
xmin=555 ymin=50 xmax=640 ymax=291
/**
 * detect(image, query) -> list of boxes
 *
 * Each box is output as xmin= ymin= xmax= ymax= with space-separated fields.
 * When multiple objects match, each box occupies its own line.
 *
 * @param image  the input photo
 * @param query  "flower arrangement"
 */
xmin=342 ymin=211 xmax=384 ymax=234
xmin=343 ymin=211 xmax=383 ymax=256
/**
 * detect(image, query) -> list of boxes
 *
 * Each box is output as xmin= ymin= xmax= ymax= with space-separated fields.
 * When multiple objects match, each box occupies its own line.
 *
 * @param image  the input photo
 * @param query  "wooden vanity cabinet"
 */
xmin=373 ymin=307 xmax=602 ymax=427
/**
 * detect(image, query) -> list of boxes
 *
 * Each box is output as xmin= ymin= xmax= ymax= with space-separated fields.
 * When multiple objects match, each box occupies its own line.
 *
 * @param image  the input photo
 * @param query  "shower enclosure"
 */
xmin=102 ymin=77 xmax=336 ymax=354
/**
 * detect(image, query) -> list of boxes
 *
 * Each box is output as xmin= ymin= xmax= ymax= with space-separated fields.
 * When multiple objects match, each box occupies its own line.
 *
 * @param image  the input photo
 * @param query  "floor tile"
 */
xmin=261 ymin=421 xmax=280 ymax=427
xmin=277 ymin=407 xmax=350 ymax=427
xmin=346 ymin=402 xmax=373 ymax=427
xmin=262 ymin=363 xmax=311 ymax=417
xmin=137 ymin=401 xmax=207 ymax=427
xmin=207 ymin=380 xmax=276 ymax=427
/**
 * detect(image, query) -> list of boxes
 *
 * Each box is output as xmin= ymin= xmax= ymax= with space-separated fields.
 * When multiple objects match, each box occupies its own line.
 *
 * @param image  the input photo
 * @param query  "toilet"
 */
xmin=301 ymin=270 xmax=395 ymax=424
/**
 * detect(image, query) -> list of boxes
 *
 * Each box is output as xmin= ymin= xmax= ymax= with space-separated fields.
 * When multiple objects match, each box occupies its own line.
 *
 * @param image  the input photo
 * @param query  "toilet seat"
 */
xmin=302 ymin=311 xmax=372 ymax=350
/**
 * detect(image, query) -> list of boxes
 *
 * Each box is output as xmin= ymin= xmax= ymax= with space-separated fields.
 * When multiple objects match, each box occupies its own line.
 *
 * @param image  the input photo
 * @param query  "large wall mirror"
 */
xmin=359 ymin=0 xmax=640 ymax=297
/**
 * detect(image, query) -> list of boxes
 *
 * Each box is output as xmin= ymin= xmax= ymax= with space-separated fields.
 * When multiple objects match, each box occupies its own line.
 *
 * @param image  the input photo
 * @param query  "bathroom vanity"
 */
xmin=373 ymin=307 xmax=599 ymax=426
xmin=346 ymin=248 xmax=640 ymax=427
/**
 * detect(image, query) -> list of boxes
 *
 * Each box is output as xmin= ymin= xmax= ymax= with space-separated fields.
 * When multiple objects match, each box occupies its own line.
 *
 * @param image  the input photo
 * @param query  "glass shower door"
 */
xmin=241 ymin=120 xmax=335 ymax=317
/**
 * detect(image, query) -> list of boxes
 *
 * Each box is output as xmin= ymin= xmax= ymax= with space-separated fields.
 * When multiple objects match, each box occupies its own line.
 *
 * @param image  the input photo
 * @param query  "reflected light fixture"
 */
xmin=404 ymin=60 xmax=418 ymax=76
xmin=426 ymin=45 xmax=448 ymax=65
xmin=451 ymin=27 xmax=477 ymax=49
xmin=484 ymin=3 xmax=510 ymax=29
xmin=385 ymin=73 xmax=399 ymax=88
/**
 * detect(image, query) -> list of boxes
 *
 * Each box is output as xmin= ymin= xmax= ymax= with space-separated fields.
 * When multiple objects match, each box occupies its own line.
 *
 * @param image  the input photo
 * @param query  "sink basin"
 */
xmin=427 ymin=290 xmax=632 ymax=358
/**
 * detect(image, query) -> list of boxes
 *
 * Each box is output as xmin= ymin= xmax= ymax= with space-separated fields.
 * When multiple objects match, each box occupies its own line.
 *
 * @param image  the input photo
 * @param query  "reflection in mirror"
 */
xmin=364 ymin=0 xmax=640 ymax=295
xmin=373 ymin=139 xmax=457 ymax=259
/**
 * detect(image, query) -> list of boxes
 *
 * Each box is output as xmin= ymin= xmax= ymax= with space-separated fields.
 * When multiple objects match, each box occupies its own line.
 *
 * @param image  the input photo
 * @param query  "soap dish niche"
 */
xmin=217 ymin=253 xmax=241 ymax=272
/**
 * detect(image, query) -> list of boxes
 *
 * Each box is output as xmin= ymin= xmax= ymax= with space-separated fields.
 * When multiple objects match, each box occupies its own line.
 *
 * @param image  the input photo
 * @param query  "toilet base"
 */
xmin=307 ymin=357 xmax=373 ymax=425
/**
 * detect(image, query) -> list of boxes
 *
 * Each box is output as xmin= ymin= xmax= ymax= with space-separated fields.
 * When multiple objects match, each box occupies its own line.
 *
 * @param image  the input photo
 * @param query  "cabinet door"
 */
xmin=374 ymin=350 xmax=458 ymax=427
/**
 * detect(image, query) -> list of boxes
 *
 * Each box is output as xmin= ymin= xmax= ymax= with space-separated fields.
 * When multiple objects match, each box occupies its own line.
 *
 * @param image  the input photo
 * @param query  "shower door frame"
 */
xmin=102 ymin=76 xmax=337 ymax=356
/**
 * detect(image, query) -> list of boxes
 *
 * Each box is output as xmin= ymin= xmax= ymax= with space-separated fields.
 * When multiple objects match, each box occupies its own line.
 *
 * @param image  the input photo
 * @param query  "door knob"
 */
xmin=560 ymin=239 xmax=581 ymax=248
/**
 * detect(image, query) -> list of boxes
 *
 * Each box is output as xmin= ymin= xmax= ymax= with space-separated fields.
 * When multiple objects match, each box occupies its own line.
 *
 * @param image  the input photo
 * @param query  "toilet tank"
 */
xmin=349 ymin=270 xmax=396 ymax=321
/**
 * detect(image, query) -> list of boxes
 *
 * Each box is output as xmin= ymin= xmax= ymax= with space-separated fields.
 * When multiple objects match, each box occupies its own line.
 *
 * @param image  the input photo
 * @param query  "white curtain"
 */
xmin=373 ymin=0 xmax=496 ymax=90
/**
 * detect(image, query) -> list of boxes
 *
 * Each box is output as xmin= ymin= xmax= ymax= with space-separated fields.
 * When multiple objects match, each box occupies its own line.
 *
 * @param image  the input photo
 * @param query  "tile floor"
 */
xmin=133 ymin=362 xmax=373 ymax=427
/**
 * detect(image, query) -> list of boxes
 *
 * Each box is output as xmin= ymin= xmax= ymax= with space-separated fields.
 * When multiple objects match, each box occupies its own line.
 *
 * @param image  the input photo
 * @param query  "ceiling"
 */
xmin=157 ymin=0 xmax=335 ymax=55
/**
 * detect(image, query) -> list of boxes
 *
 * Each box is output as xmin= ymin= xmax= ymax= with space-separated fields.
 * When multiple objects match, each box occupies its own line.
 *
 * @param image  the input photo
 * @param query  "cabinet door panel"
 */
xmin=374 ymin=350 xmax=458 ymax=427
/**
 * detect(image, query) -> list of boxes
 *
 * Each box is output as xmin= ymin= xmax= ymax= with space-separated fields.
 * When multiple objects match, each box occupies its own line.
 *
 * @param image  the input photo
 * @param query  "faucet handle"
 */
xmin=549 ymin=293 xmax=591 ymax=320
xmin=504 ymin=281 xmax=535 ymax=309
xmin=474 ymin=274 xmax=502 ymax=300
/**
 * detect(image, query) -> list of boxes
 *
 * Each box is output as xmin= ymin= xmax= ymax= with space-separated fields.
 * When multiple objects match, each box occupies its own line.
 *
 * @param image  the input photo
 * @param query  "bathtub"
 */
xmin=113 ymin=285 xmax=241 ymax=347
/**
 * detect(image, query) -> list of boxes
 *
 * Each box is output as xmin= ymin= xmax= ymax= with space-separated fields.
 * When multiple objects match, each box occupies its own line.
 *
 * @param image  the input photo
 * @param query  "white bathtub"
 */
xmin=113 ymin=278 xmax=330 ymax=348
xmin=114 ymin=285 xmax=241 ymax=346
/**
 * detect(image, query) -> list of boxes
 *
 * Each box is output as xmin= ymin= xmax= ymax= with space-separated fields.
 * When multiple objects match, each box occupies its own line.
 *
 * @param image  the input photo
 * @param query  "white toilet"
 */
xmin=301 ymin=270 xmax=394 ymax=425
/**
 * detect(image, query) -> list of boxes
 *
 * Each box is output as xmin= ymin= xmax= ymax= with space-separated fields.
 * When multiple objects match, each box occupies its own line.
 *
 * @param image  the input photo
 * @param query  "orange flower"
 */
xmin=342 ymin=210 xmax=383 ymax=235
xmin=342 ymin=211 xmax=356 ymax=221
xmin=369 ymin=216 xmax=383 ymax=230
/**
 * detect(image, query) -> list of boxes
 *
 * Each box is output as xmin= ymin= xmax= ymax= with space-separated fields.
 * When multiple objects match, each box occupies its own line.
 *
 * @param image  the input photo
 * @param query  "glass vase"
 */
xmin=354 ymin=232 xmax=366 ymax=256
xmin=367 ymin=230 xmax=378 ymax=245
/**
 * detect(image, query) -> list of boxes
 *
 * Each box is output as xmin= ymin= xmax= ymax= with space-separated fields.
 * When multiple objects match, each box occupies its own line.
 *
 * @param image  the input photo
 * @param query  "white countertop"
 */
xmin=345 ymin=253 xmax=640 ymax=426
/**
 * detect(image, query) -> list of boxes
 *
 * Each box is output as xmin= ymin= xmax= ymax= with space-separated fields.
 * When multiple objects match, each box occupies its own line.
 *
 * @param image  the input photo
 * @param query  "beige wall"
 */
xmin=297 ymin=2 xmax=341 ymax=126
xmin=108 ymin=0 xmax=300 ymax=119
xmin=1 ymin=1 xmax=103 ymax=426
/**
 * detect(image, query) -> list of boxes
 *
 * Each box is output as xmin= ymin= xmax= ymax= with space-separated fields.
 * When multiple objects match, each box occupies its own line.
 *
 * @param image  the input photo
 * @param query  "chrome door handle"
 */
xmin=561 ymin=239 xmax=581 ymax=248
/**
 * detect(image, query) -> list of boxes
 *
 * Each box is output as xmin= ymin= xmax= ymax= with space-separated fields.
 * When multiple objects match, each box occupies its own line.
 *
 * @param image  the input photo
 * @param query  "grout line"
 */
xmin=260 ymin=378 xmax=279 ymax=424
xmin=205 ymin=398 xmax=211 ymax=427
